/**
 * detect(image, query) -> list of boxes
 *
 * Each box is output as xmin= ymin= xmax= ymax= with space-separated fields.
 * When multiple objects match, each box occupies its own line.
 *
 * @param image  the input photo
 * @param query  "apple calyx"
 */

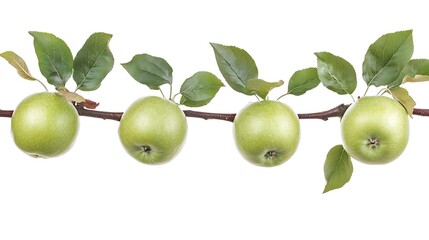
xmin=367 ymin=137 xmax=379 ymax=149
xmin=264 ymin=150 xmax=278 ymax=160
xmin=138 ymin=145 xmax=152 ymax=155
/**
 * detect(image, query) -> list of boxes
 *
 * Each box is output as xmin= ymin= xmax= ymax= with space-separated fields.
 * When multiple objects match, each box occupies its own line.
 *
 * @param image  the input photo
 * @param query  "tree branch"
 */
xmin=412 ymin=108 xmax=429 ymax=117
xmin=75 ymin=106 xmax=123 ymax=121
xmin=297 ymin=104 xmax=350 ymax=121
xmin=1 ymin=104 xmax=429 ymax=122
xmin=0 ymin=110 xmax=13 ymax=118
xmin=183 ymin=110 xmax=236 ymax=122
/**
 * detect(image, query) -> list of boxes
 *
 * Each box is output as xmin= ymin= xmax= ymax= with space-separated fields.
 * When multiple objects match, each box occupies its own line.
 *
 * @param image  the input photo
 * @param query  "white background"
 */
xmin=1 ymin=0 xmax=429 ymax=239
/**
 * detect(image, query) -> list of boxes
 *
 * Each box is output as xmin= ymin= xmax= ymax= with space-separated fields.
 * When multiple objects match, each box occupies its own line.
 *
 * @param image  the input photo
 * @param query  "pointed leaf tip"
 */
xmin=287 ymin=67 xmax=320 ymax=96
xmin=315 ymin=52 xmax=356 ymax=95
xmin=0 ymin=51 xmax=37 ymax=80
xmin=210 ymin=42 xmax=258 ymax=95
xmin=73 ymin=32 xmax=114 ymax=91
xmin=122 ymin=53 xmax=173 ymax=90
xmin=29 ymin=31 xmax=73 ymax=88
xmin=179 ymin=71 xmax=224 ymax=107
xmin=246 ymin=79 xmax=284 ymax=100
xmin=388 ymin=87 xmax=416 ymax=117
xmin=323 ymin=145 xmax=353 ymax=193
xmin=363 ymin=30 xmax=414 ymax=87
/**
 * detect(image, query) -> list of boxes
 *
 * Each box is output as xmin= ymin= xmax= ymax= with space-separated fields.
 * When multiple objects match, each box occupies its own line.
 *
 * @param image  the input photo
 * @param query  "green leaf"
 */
xmin=29 ymin=31 xmax=73 ymax=88
xmin=210 ymin=43 xmax=258 ymax=95
xmin=179 ymin=71 xmax=224 ymax=107
xmin=73 ymin=32 xmax=114 ymax=91
xmin=396 ymin=59 xmax=429 ymax=85
xmin=179 ymin=97 xmax=211 ymax=107
xmin=363 ymin=30 xmax=413 ymax=87
xmin=287 ymin=67 xmax=320 ymax=96
xmin=315 ymin=52 xmax=357 ymax=95
xmin=246 ymin=79 xmax=284 ymax=100
xmin=388 ymin=87 xmax=416 ymax=117
xmin=323 ymin=145 xmax=353 ymax=193
xmin=0 ymin=51 xmax=37 ymax=80
xmin=121 ymin=53 xmax=172 ymax=90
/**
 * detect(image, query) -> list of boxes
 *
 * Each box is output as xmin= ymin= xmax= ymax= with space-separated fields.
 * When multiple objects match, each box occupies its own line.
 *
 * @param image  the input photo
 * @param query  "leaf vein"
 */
xmin=367 ymin=34 xmax=412 ymax=86
xmin=214 ymin=48 xmax=246 ymax=86
xmin=76 ymin=47 xmax=108 ymax=90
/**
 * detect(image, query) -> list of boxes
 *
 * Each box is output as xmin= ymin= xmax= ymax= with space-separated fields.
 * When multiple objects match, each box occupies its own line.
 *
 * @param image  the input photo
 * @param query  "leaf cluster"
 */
xmin=208 ymin=30 xmax=429 ymax=193
xmin=319 ymin=30 xmax=429 ymax=193
xmin=1 ymin=32 xmax=114 ymax=107
xmin=2 ymin=30 xmax=429 ymax=193
xmin=121 ymin=53 xmax=224 ymax=107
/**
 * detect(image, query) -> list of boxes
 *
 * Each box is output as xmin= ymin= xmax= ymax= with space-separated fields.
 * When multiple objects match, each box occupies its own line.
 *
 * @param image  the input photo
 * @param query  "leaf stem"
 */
xmin=172 ymin=93 xmax=181 ymax=104
xmin=74 ymin=81 xmax=84 ymax=92
xmin=363 ymin=85 xmax=370 ymax=97
xmin=276 ymin=92 xmax=288 ymax=101
xmin=377 ymin=88 xmax=388 ymax=96
xmin=159 ymin=88 xmax=166 ymax=99
xmin=169 ymin=83 xmax=173 ymax=101
xmin=36 ymin=79 xmax=49 ymax=92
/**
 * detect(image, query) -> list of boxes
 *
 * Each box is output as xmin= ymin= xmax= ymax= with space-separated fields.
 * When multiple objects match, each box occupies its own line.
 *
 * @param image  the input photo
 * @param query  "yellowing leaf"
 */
xmin=390 ymin=59 xmax=429 ymax=87
xmin=246 ymin=79 xmax=284 ymax=100
xmin=389 ymin=87 xmax=416 ymax=117
xmin=57 ymin=88 xmax=85 ymax=103
xmin=403 ymin=74 xmax=429 ymax=83
xmin=0 ymin=51 xmax=37 ymax=80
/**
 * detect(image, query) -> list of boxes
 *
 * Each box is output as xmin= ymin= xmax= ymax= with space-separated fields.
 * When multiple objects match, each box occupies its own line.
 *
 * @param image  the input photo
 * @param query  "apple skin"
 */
xmin=118 ymin=96 xmax=187 ymax=164
xmin=341 ymin=96 xmax=409 ymax=164
xmin=233 ymin=100 xmax=300 ymax=167
xmin=11 ymin=92 xmax=79 ymax=158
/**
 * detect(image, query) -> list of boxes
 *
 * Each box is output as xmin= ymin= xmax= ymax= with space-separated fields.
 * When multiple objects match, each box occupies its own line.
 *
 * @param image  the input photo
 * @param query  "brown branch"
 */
xmin=0 ymin=110 xmax=13 ymax=118
xmin=184 ymin=104 xmax=352 ymax=122
xmin=297 ymin=104 xmax=351 ymax=121
xmin=75 ymin=106 xmax=123 ymax=121
xmin=412 ymin=108 xmax=429 ymax=117
xmin=183 ymin=110 xmax=236 ymax=122
xmin=1 ymin=105 xmax=429 ymax=122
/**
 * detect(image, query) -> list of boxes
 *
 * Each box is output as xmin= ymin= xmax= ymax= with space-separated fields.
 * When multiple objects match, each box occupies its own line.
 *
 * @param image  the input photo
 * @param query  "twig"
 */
xmin=2 ymin=104 xmax=429 ymax=122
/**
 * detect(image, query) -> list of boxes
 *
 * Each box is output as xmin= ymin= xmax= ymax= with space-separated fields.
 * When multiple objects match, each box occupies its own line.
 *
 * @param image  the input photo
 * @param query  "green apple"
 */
xmin=118 ymin=96 xmax=187 ymax=164
xmin=11 ymin=92 xmax=79 ymax=158
xmin=341 ymin=96 xmax=409 ymax=164
xmin=233 ymin=100 xmax=300 ymax=167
